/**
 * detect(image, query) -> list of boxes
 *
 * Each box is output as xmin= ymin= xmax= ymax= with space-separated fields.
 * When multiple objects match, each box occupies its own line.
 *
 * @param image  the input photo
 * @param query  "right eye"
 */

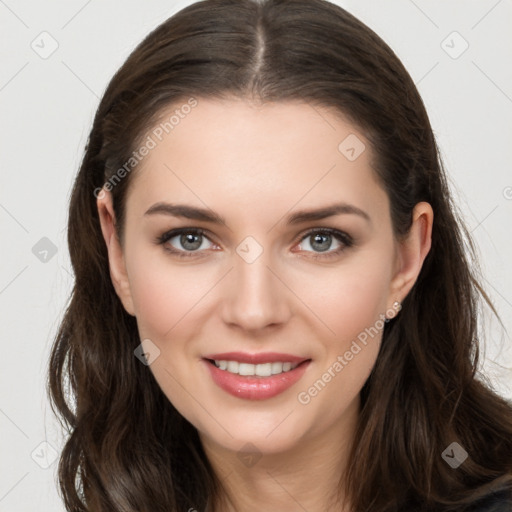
xmin=156 ymin=228 xmax=217 ymax=258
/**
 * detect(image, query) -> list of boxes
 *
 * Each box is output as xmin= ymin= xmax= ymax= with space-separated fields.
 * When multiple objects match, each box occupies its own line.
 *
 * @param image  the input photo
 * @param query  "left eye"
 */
xmin=297 ymin=230 xmax=342 ymax=253
xmin=293 ymin=228 xmax=353 ymax=259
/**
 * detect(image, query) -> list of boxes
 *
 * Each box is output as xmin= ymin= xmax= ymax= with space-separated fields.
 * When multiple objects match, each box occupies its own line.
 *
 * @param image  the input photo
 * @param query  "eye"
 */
xmin=156 ymin=227 xmax=353 ymax=260
xmin=294 ymin=228 xmax=353 ymax=260
xmin=156 ymin=228 xmax=216 ymax=258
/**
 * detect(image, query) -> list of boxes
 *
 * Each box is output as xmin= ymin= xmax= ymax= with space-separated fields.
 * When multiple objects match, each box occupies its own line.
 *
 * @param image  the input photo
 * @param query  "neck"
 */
xmin=200 ymin=395 xmax=360 ymax=512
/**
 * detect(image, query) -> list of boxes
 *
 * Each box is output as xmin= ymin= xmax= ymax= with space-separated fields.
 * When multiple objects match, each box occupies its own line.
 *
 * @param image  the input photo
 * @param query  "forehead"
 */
xmin=124 ymin=97 xmax=389 ymax=227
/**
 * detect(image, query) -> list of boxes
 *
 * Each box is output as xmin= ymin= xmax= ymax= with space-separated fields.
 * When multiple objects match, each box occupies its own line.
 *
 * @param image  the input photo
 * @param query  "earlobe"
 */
xmin=388 ymin=201 xmax=434 ymax=308
xmin=96 ymin=189 xmax=136 ymax=316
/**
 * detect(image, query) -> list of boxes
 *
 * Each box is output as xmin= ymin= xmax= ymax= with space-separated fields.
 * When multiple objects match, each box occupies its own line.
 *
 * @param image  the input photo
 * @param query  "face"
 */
xmin=98 ymin=97 xmax=431 ymax=458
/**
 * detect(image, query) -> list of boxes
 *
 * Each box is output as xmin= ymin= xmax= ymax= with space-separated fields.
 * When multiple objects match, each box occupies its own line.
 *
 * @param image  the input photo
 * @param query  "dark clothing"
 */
xmin=467 ymin=486 xmax=512 ymax=511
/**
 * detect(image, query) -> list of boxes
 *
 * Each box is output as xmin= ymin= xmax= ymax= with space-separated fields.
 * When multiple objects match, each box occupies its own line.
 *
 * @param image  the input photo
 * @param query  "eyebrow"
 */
xmin=144 ymin=201 xmax=371 ymax=226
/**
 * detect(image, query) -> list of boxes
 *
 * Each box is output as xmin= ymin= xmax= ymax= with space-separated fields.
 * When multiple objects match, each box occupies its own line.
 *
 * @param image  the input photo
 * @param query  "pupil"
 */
xmin=181 ymin=233 xmax=201 ymax=251
xmin=311 ymin=233 xmax=330 ymax=252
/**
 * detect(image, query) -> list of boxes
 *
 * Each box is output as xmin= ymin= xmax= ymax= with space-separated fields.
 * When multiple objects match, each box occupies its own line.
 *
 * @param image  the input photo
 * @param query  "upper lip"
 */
xmin=203 ymin=352 xmax=309 ymax=364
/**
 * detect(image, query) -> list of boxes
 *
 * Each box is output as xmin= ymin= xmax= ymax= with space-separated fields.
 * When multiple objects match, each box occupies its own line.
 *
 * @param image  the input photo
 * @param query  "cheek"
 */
xmin=125 ymin=246 xmax=216 ymax=339
xmin=304 ymin=254 xmax=393 ymax=344
xmin=295 ymin=253 xmax=392 ymax=411
xmin=125 ymin=250 xmax=212 ymax=425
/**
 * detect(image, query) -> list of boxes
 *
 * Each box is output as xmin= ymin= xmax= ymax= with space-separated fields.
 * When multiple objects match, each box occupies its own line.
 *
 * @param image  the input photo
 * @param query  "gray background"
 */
xmin=1 ymin=1 xmax=511 ymax=510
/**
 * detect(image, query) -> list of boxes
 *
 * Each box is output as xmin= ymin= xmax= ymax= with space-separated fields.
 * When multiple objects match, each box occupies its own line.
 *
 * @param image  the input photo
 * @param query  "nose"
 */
xmin=220 ymin=251 xmax=291 ymax=333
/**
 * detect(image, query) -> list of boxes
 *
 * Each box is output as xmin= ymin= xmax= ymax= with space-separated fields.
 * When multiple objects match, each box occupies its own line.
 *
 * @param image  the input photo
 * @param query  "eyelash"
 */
xmin=155 ymin=227 xmax=354 ymax=261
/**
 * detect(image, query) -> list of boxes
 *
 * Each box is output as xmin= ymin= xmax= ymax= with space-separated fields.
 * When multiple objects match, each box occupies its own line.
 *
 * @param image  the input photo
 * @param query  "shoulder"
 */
xmin=465 ymin=486 xmax=512 ymax=512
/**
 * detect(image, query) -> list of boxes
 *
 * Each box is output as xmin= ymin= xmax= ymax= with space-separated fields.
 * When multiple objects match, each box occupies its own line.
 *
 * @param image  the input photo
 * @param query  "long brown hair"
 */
xmin=48 ymin=0 xmax=512 ymax=510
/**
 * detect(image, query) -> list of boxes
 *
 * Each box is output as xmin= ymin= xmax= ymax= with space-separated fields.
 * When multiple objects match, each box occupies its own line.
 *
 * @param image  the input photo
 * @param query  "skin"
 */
xmin=97 ymin=97 xmax=433 ymax=511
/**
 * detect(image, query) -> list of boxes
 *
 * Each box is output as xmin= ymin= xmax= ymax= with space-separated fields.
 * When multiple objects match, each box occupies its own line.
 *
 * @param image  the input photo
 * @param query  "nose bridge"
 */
xmin=221 ymin=245 xmax=289 ymax=330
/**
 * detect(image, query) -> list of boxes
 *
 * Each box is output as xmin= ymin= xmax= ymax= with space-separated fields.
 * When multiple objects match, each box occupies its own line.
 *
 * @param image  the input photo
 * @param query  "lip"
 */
xmin=202 ymin=353 xmax=311 ymax=400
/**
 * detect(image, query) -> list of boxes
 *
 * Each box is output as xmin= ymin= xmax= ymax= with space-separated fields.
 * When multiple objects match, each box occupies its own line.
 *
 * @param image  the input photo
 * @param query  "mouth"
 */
xmin=209 ymin=359 xmax=300 ymax=377
xmin=202 ymin=352 xmax=311 ymax=400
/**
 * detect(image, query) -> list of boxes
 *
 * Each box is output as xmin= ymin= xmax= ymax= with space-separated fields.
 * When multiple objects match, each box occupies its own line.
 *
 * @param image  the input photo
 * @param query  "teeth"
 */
xmin=271 ymin=362 xmax=283 ymax=374
xmin=239 ymin=363 xmax=255 ymax=376
xmin=213 ymin=360 xmax=299 ymax=376
xmin=257 ymin=363 xmax=272 ymax=376
xmin=227 ymin=361 xmax=239 ymax=373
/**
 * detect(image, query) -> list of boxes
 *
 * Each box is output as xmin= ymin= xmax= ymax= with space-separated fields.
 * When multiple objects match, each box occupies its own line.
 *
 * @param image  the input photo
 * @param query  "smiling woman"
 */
xmin=48 ymin=0 xmax=512 ymax=511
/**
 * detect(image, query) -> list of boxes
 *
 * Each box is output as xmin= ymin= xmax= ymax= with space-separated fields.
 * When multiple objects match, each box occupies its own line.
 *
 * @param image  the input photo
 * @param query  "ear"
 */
xmin=96 ymin=188 xmax=136 ymax=316
xmin=387 ymin=201 xmax=433 ymax=310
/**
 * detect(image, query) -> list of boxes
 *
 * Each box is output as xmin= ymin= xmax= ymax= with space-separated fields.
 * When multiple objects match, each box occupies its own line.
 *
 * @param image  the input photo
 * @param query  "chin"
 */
xmin=191 ymin=400 xmax=320 ymax=456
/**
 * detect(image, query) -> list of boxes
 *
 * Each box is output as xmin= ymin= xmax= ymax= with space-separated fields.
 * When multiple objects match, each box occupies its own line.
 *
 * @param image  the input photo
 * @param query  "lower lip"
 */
xmin=203 ymin=359 xmax=310 ymax=400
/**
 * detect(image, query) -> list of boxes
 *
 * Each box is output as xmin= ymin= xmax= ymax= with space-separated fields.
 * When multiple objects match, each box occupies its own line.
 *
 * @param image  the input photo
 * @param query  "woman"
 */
xmin=48 ymin=0 xmax=512 ymax=510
